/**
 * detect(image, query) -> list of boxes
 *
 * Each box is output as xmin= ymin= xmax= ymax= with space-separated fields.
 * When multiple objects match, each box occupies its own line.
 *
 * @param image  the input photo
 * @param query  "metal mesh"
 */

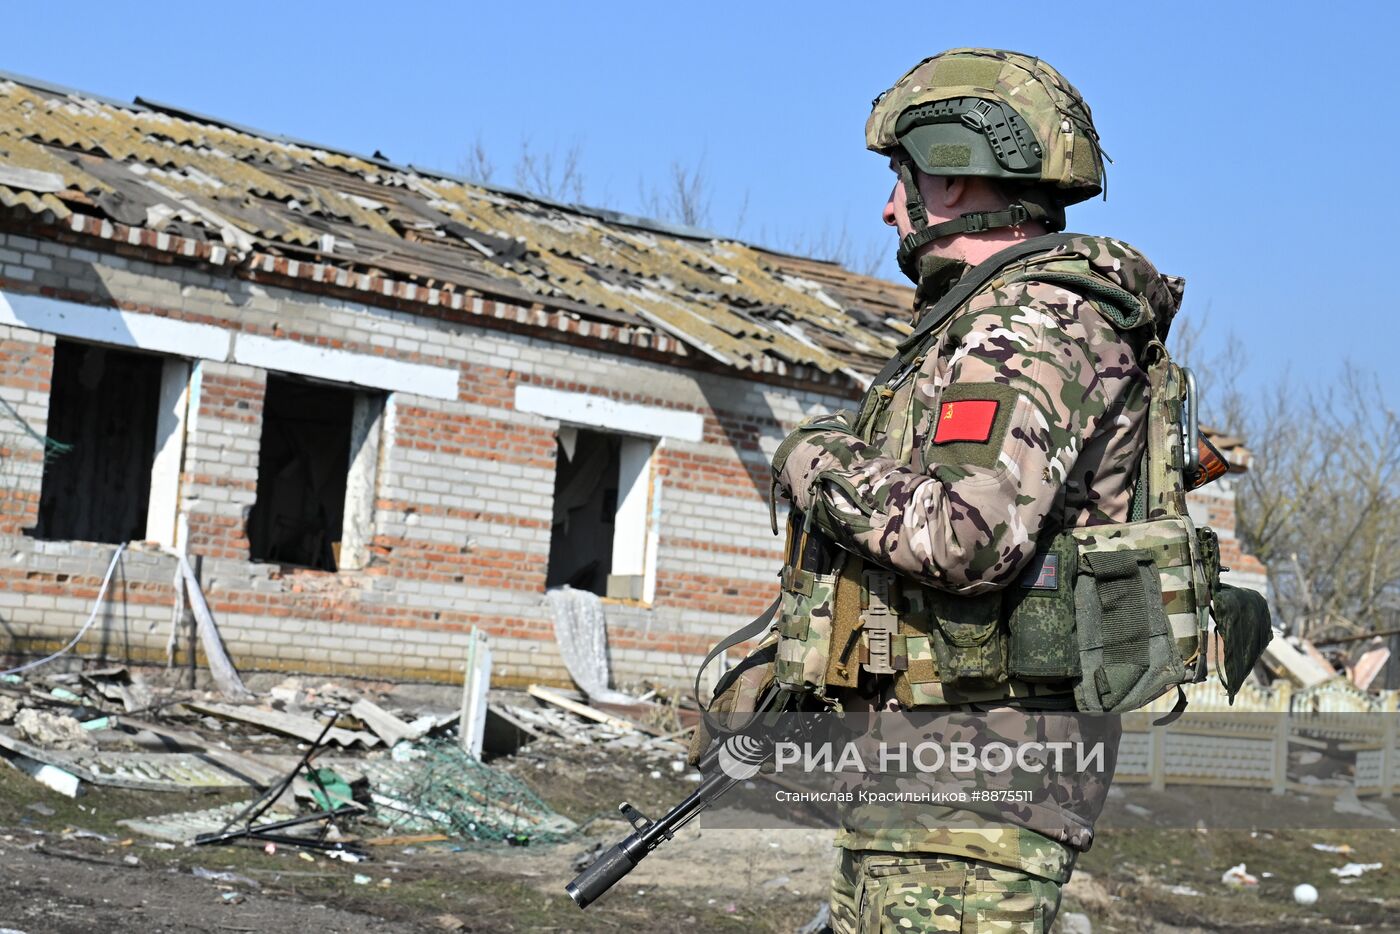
xmin=364 ymin=741 xmax=576 ymax=844
xmin=0 ymin=393 xmax=71 ymax=463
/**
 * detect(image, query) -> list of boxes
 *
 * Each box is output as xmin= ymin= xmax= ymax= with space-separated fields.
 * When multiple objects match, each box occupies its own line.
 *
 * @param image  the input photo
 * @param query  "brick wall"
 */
xmin=0 ymin=228 xmax=849 ymax=688
xmin=184 ymin=363 xmax=266 ymax=559
xmin=0 ymin=324 xmax=53 ymax=535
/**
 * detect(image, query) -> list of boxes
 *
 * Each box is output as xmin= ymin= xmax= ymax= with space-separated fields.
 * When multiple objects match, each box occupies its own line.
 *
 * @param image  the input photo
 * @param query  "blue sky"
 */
xmin=9 ymin=1 xmax=1397 ymax=405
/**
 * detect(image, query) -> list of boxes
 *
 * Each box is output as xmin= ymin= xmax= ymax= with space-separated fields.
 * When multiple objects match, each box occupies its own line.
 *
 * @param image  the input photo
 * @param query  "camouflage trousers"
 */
xmin=829 ymin=849 xmax=1063 ymax=933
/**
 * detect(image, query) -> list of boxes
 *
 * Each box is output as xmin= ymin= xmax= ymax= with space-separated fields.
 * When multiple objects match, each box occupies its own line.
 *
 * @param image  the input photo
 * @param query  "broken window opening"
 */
xmin=248 ymin=374 xmax=377 ymax=572
xmin=36 ymin=340 xmax=164 ymax=544
xmin=546 ymin=428 xmax=654 ymax=600
xmin=546 ymin=429 xmax=619 ymax=596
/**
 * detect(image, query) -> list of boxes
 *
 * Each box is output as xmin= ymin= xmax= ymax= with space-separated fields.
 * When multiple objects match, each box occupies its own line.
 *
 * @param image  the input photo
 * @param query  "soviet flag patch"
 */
xmin=932 ymin=399 xmax=998 ymax=444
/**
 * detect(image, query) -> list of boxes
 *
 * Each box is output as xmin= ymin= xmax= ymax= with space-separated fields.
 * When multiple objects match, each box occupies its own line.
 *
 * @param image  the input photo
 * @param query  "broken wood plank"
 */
xmin=177 ymin=556 xmax=252 ymax=700
xmin=526 ymin=685 xmax=638 ymax=733
xmin=591 ymin=700 xmax=675 ymax=737
xmin=185 ymin=702 xmax=380 ymax=748
xmin=349 ymin=698 xmax=418 ymax=746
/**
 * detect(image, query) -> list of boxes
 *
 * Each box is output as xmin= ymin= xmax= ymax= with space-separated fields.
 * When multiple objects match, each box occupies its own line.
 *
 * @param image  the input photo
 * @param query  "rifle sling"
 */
xmin=693 ymin=597 xmax=780 ymax=737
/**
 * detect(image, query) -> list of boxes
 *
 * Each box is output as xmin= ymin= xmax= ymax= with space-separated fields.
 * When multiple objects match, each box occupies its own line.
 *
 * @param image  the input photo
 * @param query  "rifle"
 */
xmin=566 ymin=684 xmax=786 ymax=908
xmin=1181 ymin=368 xmax=1229 ymax=492
xmin=1186 ymin=430 xmax=1229 ymax=491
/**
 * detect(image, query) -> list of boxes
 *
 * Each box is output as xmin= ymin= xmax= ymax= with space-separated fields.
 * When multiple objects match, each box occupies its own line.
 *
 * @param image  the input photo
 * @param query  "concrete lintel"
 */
xmin=514 ymin=385 xmax=703 ymax=442
xmin=233 ymin=334 xmax=457 ymax=400
xmin=0 ymin=290 xmax=458 ymax=401
xmin=0 ymin=289 xmax=229 ymax=359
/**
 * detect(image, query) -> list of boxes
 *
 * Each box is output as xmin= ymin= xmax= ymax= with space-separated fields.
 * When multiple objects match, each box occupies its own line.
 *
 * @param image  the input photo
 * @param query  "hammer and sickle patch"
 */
xmin=932 ymin=399 xmax=999 ymax=444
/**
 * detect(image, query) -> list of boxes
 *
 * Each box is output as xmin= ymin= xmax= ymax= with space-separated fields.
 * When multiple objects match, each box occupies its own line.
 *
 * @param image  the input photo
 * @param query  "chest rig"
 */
xmin=771 ymin=235 xmax=1218 ymax=713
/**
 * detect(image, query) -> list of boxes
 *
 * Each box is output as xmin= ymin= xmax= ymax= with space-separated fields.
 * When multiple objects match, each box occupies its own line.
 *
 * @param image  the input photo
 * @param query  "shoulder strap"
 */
xmin=1143 ymin=343 xmax=1188 ymax=519
xmin=872 ymin=232 xmax=1079 ymax=389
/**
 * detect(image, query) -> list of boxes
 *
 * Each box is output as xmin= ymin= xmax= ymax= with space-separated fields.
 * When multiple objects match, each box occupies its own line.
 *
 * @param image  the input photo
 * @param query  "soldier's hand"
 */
xmin=771 ymin=410 xmax=859 ymax=481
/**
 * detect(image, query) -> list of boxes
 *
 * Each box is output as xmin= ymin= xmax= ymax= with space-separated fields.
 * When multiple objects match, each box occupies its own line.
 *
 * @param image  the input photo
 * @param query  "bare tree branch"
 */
xmin=640 ymin=159 xmax=713 ymax=229
xmin=514 ymin=138 xmax=585 ymax=203
xmin=458 ymin=134 xmax=495 ymax=184
xmin=787 ymin=224 xmax=888 ymax=278
xmin=1233 ymin=365 xmax=1400 ymax=639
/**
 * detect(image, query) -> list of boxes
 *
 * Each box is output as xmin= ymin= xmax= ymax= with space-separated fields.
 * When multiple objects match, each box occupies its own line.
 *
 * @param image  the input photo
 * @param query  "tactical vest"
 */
xmin=771 ymin=235 xmax=1220 ymax=713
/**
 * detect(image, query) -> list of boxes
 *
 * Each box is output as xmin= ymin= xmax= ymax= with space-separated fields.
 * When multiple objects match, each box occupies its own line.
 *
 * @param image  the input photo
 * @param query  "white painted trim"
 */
xmin=514 ymin=385 xmax=703 ymax=442
xmin=612 ymin=437 xmax=653 ymax=578
xmin=144 ymin=359 xmax=191 ymax=547
xmin=643 ymin=443 xmax=663 ymax=605
xmin=232 ymin=334 xmax=456 ymax=400
xmin=0 ymin=290 xmax=229 ymax=359
xmin=339 ymin=393 xmax=383 ymax=570
xmin=0 ymin=291 xmax=458 ymax=401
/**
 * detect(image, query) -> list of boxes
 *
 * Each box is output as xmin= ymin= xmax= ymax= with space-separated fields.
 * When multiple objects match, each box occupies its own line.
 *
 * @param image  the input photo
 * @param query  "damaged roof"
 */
xmin=0 ymin=71 xmax=915 ymax=385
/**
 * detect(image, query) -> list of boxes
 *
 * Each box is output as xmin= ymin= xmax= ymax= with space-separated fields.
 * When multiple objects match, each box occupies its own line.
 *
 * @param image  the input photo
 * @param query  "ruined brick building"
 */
xmin=0 ymin=72 xmax=1266 ymax=689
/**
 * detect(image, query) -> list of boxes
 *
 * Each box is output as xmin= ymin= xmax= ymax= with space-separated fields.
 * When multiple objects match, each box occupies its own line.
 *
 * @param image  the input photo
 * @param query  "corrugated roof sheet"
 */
xmin=0 ymin=73 xmax=914 ymax=382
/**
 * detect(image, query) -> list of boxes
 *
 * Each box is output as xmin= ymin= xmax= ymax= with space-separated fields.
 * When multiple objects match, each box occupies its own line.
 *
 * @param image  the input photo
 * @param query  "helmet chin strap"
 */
xmin=894 ymin=156 xmax=1065 ymax=285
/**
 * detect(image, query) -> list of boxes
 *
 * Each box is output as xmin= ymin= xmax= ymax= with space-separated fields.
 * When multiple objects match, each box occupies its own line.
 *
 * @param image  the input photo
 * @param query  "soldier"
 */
xmin=765 ymin=49 xmax=1190 ymax=931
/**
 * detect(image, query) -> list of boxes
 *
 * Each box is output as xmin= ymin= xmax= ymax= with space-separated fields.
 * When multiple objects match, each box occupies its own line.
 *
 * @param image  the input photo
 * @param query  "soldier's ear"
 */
xmin=940 ymin=176 xmax=966 ymax=209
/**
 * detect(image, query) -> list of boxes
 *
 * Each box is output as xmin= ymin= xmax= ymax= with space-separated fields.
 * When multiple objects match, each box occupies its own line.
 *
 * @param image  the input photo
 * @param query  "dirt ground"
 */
xmin=5 ymin=730 xmax=1400 ymax=934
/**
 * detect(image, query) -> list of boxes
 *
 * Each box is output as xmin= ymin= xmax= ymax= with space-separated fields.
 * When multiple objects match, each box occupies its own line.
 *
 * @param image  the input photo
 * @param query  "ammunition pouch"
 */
xmin=773 ymin=565 xmax=843 ymax=693
xmin=1067 ymin=518 xmax=1206 ymax=712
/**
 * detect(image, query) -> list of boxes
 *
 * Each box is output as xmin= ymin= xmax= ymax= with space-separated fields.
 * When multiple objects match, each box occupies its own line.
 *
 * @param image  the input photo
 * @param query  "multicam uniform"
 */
xmin=771 ymin=234 xmax=1185 ymax=931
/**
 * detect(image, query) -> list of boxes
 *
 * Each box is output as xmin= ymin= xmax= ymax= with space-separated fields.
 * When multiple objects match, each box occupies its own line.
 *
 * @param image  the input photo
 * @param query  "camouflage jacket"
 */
xmin=773 ymin=235 xmax=1183 ymax=878
xmin=775 ymin=234 xmax=1184 ymax=596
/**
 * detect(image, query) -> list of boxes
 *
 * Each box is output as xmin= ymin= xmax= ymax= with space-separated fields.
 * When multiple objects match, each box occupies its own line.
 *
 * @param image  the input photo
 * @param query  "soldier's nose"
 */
xmin=881 ymin=198 xmax=897 ymax=227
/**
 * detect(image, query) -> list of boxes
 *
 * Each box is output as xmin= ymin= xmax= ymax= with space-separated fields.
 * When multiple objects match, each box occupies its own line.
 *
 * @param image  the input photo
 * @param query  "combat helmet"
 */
xmin=868 ymin=48 xmax=1108 ymax=280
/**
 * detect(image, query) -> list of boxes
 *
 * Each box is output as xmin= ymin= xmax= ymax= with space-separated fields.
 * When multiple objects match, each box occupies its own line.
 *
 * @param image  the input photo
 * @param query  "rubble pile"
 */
xmin=0 ymin=663 xmax=694 ymax=856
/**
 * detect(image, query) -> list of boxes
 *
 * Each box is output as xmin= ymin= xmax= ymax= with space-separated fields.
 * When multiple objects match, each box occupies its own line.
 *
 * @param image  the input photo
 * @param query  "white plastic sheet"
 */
xmin=545 ymin=586 xmax=633 ymax=704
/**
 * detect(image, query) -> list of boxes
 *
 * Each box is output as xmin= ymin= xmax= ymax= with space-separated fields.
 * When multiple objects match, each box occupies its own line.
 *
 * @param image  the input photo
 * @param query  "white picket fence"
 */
xmin=1118 ymin=680 xmax=1400 ymax=797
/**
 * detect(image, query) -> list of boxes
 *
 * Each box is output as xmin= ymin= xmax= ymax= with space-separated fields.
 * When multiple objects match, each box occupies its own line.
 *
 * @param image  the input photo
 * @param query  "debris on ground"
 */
xmin=795 ymin=903 xmax=830 ymax=934
xmin=1058 ymin=912 xmax=1093 ymax=934
xmin=1331 ymin=862 xmax=1383 ymax=879
xmin=1313 ymin=842 xmax=1355 ymax=855
xmin=13 ymin=709 xmax=95 ymax=750
xmin=1221 ymin=863 xmax=1259 ymax=887
xmin=0 ymin=659 xmax=693 ymax=860
xmin=351 ymin=698 xmax=425 ymax=747
xmin=191 ymin=866 xmax=261 ymax=888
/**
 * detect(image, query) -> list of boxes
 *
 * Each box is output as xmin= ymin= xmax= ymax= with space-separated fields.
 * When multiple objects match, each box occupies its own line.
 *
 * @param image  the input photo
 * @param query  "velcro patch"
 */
xmin=930 ymin=144 xmax=971 ymax=167
xmin=1019 ymin=553 xmax=1059 ymax=590
xmin=932 ymin=399 xmax=998 ymax=444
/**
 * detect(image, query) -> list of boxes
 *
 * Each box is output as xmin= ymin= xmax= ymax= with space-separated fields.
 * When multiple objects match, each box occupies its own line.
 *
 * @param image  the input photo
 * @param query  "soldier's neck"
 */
xmin=911 ymin=222 xmax=1054 ymax=313
xmin=953 ymin=222 xmax=1051 ymax=268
